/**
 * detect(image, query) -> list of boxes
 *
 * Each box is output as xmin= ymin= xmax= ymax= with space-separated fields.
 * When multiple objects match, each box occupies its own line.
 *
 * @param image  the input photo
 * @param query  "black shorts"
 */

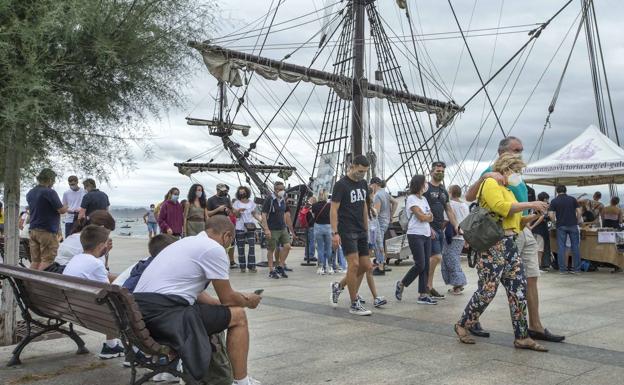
xmin=340 ymin=231 xmax=369 ymax=257
xmin=195 ymin=303 xmax=232 ymax=335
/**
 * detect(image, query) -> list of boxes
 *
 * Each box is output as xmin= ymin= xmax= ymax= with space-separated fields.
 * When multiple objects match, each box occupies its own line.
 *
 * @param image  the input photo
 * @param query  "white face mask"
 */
xmin=277 ymin=190 xmax=286 ymax=199
xmin=507 ymin=173 xmax=523 ymax=187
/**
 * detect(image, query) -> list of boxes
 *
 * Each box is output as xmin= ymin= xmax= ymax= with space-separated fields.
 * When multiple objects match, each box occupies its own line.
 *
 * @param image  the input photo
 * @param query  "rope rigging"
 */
xmin=448 ymin=0 xmax=505 ymax=137
xmin=385 ymin=0 xmax=576 ymax=184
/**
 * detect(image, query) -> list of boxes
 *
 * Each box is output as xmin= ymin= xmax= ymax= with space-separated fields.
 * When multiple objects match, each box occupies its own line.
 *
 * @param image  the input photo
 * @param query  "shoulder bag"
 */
xmin=459 ymin=181 xmax=504 ymax=252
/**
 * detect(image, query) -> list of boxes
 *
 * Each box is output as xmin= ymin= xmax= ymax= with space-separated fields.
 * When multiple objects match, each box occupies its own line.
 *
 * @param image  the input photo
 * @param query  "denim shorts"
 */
xmin=431 ymin=228 xmax=444 ymax=255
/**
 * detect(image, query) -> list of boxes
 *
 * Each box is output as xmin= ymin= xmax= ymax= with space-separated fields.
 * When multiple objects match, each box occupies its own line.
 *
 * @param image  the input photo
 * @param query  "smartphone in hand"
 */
xmin=254 ymin=289 xmax=264 ymax=295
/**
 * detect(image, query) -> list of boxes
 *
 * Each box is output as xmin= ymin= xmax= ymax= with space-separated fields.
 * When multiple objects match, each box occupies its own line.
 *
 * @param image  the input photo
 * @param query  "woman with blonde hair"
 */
xmin=454 ymin=153 xmax=549 ymax=351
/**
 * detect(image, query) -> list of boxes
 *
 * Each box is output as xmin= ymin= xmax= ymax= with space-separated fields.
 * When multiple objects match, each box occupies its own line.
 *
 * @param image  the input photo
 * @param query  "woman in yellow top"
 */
xmin=454 ymin=153 xmax=549 ymax=351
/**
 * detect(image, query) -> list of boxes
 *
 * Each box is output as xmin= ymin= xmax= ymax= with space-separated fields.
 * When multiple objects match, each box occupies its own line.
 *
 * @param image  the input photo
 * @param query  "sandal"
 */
xmin=454 ymin=324 xmax=475 ymax=344
xmin=513 ymin=340 xmax=549 ymax=352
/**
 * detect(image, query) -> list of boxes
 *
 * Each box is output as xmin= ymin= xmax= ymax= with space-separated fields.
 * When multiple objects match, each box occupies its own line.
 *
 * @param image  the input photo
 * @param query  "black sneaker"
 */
xmin=372 ymin=267 xmax=385 ymax=276
xmin=416 ymin=296 xmax=438 ymax=305
xmin=123 ymin=350 xmax=150 ymax=367
xmin=283 ymin=265 xmax=293 ymax=272
xmin=383 ymin=264 xmax=393 ymax=272
xmin=276 ymin=266 xmax=288 ymax=278
xmin=230 ymin=261 xmax=239 ymax=268
xmin=256 ymin=261 xmax=269 ymax=267
xmin=99 ymin=343 xmax=124 ymax=359
xmin=428 ymin=288 xmax=446 ymax=299
xmin=269 ymin=270 xmax=280 ymax=279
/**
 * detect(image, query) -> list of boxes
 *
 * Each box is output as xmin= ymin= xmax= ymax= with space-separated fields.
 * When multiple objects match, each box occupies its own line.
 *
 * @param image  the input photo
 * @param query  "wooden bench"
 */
xmin=0 ymin=237 xmax=32 ymax=267
xmin=0 ymin=264 xmax=199 ymax=385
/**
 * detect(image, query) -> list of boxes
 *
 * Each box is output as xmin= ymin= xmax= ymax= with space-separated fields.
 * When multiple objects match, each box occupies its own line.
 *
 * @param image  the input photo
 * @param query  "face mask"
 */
xmin=171 ymin=194 xmax=179 ymax=202
xmin=196 ymin=191 xmax=203 ymax=198
xmin=218 ymin=191 xmax=228 ymax=197
xmin=507 ymin=173 xmax=523 ymax=187
xmin=432 ymin=172 xmax=445 ymax=182
xmin=150 ymin=207 xmax=154 ymax=211
xmin=239 ymin=193 xmax=247 ymax=199
xmin=277 ymin=190 xmax=286 ymax=199
xmin=70 ymin=185 xmax=80 ymax=191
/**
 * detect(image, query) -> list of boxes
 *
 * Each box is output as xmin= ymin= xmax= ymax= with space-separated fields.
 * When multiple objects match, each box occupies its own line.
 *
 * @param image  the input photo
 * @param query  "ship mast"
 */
xmin=350 ymin=0 xmax=365 ymax=158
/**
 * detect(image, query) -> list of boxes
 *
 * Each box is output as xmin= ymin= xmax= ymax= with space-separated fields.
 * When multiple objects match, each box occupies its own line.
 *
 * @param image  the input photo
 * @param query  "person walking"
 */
xmin=529 ymin=192 xmax=553 ymax=270
xmin=549 ymin=185 xmax=582 ymax=274
xmin=394 ymin=175 xmax=437 ymax=305
xmin=207 ymin=183 xmax=237 ymax=267
xmin=424 ymin=161 xmax=459 ymax=300
xmin=233 ymin=186 xmax=262 ymax=272
xmin=78 ymin=178 xmax=110 ymax=219
xmin=184 ymin=184 xmax=208 ymax=237
xmin=26 ymin=169 xmax=68 ymax=270
xmin=329 ymin=155 xmax=374 ymax=316
xmin=302 ymin=196 xmax=317 ymax=264
xmin=312 ymin=190 xmax=333 ymax=275
xmin=441 ymin=185 xmax=468 ymax=295
xmin=369 ymin=177 xmax=398 ymax=274
xmin=157 ymin=187 xmax=184 ymax=237
xmin=0 ymin=201 xmax=4 ymax=236
xmin=143 ymin=204 xmax=158 ymax=238
xmin=61 ymin=175 xmax=86 ymax=237
xmin=464 ymin=136 xmax=565 ymax=343
xmin=261 ymin=181 xmax=295 ymax=279
xmin=454 ymin=153 xmax=548 ymax=352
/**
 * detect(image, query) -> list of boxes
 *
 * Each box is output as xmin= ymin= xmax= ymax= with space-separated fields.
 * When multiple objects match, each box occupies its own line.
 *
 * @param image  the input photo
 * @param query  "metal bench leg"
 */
xmin=57 ymin=323 xmax=89 ymax=355
xmin=7 ymin=327 xmax=50 ymax=366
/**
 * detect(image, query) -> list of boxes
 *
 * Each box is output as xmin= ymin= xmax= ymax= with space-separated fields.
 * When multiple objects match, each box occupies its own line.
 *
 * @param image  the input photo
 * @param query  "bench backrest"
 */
xmin=0 ymin=264 xmax=170 ymax=356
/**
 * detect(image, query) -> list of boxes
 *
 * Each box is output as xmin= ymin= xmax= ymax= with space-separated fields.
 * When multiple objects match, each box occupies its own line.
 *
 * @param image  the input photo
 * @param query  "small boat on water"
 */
xmin=119 ymin=232 xmax=132 ymax=237
xmin=120 ymin=225 xmax=131 ymax=229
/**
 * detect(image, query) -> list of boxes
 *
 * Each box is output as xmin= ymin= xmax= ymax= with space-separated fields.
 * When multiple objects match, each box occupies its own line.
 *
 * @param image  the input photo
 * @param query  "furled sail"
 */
xmin=189 ymin=42 xmax=463 ymax=127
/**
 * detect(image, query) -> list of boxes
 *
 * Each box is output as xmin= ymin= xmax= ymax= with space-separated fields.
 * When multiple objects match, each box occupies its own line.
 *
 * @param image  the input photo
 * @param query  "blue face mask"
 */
xmin=171 ymin=194 xmax=179 ymax=202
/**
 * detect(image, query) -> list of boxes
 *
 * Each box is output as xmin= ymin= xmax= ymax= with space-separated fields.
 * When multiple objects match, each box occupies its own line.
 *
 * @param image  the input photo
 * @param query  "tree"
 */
xmin=0 ymin=0 xmax=218 ymax=345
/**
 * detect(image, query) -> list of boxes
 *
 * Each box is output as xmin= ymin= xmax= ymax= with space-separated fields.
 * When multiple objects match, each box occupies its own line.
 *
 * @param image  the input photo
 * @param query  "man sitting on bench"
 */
xmin=63 ymin=224 xmax=125 ymax=359
xmin=133 ymin=216 xmax=262 ymax=385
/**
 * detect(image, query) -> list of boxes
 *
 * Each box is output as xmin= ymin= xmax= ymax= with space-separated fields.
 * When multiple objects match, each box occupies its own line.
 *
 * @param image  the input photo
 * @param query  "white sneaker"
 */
xmin=327 ymin=267 xmax=335 ymax=275
xmin=316 ymin=267 xmax=325 ymax=275
xmin=232 ymin=377 xmax=262 ymax=385
xmin=153 ymin=372 xmax=179 ymax=383
xmin=349 ymin=300 xmax=372 ymax=316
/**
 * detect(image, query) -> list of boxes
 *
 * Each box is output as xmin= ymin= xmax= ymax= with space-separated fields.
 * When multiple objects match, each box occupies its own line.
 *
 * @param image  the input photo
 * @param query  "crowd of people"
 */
xmin=3 ymin=134 xmax=624 ymax=384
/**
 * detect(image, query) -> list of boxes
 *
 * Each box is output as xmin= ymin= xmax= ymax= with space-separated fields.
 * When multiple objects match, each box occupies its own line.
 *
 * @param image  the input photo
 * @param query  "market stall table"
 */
xmin=549 ymin=228 xmax=624 ymax=269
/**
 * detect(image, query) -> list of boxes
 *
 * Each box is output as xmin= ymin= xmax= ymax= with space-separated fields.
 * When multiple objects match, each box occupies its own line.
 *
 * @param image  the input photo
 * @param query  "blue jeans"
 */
xmin=556 ymin=225 xmax=581 ymax=272
xmin=314 ymin=224 xmax=332 ymax=269
xmin=305 ymin=227 xmax=315 ymax=259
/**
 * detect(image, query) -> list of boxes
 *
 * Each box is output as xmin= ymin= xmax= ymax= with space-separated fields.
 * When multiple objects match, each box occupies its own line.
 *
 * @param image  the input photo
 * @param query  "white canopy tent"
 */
xmin=524 ymin=125 xmax=624 ymax=186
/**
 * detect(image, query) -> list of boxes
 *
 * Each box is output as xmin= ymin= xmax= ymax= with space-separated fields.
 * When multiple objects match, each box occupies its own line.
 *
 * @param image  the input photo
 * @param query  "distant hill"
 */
xmin=110 ymin=207 xmax=148 ymax=218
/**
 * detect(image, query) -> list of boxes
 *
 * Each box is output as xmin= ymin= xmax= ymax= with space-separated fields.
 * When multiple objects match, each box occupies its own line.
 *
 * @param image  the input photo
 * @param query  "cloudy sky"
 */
xmin=29 ymin=0 xmax=624 ymax=207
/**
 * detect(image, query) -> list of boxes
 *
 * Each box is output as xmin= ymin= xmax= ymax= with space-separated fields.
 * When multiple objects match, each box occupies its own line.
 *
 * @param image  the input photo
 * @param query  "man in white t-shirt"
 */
xmin=134 ymin=216 xmax=262 ymax=385
xmin=63 ymin=225 xmax=124 ymax=359
xmin=62 ymin=175 xmax=86 ymax=237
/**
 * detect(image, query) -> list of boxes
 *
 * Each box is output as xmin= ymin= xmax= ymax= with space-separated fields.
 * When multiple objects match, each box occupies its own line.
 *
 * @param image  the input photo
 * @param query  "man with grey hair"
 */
xmin=26 ymin=168 xmax=68 ymax=270
xmin=465 ymin=136 xmax=565 ymax=343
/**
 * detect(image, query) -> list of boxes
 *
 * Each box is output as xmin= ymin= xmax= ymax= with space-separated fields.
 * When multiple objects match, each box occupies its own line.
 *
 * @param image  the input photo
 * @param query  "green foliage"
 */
xmin=0 ymin=0 xmax=218 ymax=180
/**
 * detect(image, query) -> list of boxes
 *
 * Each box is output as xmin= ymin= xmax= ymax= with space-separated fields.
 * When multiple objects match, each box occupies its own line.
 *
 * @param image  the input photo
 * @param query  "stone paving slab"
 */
xmin=1 ymin=238 xmax=623 ymax=385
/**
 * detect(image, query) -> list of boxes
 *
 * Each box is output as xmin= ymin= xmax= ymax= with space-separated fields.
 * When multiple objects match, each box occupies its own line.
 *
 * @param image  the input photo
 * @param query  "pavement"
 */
xmin=1 ymin=236 xmax=624 ymax=385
